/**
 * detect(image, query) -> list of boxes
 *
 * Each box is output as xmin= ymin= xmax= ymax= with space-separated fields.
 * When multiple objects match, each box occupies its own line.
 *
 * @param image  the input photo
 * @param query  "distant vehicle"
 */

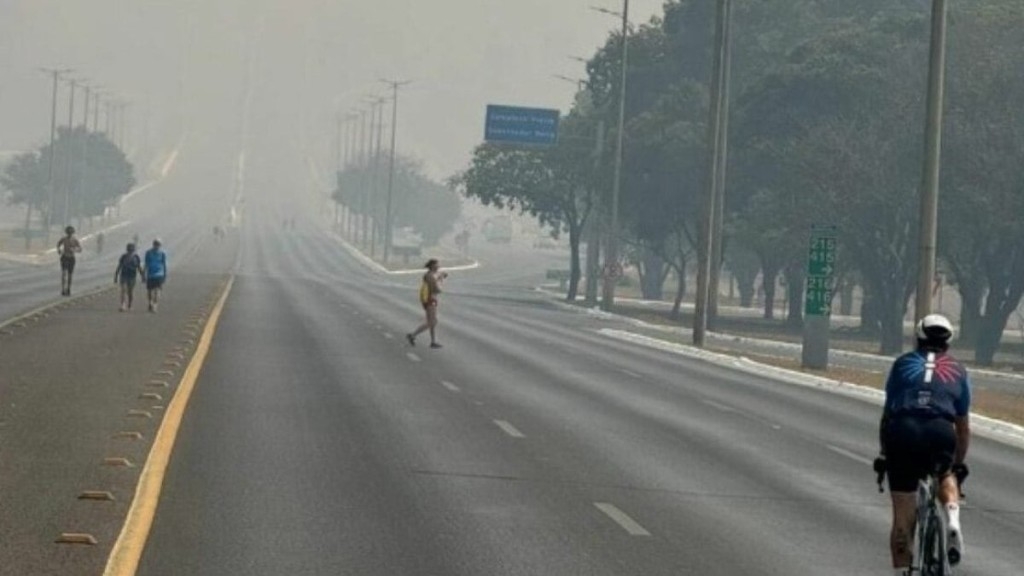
xmin=482 ymin=216 xmax=512 ymax=244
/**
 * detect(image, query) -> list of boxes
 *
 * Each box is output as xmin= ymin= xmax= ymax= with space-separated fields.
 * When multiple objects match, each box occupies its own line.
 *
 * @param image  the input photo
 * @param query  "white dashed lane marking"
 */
xmin=441 ymin=381 xmax=460 ymax=393
xmin=702 ymin=399 xmax=736 ymax=413
xmin=621 ymin=369 xmax=642 ymax=379
xmin=406 ymin=353 xmax=421 ymax=363
xmin=384 ymin=333 xmax=394 ymax=340
xmin=493 ymin=420 xmax=525 ymax=438
xmin=594 ymin=502 xmax=651 ymax=536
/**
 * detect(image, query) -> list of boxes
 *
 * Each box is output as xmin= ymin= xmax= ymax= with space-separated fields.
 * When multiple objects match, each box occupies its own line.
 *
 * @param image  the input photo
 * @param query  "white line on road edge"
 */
xmin=826 ymin=445 xmax=874 ymax=466
xmin=594 ymin=502 xmax=651 ymax=536
xmin=599 ymin=328 xmax=1024 ymax=451
xmin=621 ymin=369 xmax=642 ymax=379
xmin=493 ymin=420 xmax=525 ymax=438
xmin=441 ymin=381 xmax=460 ymax=393
xmin=702 ymin=399 xmax=736 ymax=413
xmin=406 ymin=352 xmax=421 ymax=363
xmin=384 ymin=332 xmax=395 ymax=340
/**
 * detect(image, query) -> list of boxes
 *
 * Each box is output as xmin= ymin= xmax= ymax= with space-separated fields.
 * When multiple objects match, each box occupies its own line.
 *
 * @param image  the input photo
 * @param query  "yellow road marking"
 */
xmin=103 ymin=277 xmax=235 ymax=576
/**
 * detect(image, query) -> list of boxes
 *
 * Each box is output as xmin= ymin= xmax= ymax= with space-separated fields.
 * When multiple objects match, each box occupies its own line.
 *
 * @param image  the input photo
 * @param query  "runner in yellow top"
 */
xmin=407 ymin=259 xmax=447 ymax=349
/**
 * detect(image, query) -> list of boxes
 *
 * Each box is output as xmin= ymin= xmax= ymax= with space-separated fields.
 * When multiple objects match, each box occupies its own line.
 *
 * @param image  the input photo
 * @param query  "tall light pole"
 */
xmin=915 ymin=0 xmax=949 ymax=322
xmin=62 ymin=78 xmax=79 ymax=227
xmin=693 ymin=0 xmax=733 ymax=347
xmin=40 ymin=67 xmax=71 ymax=240
xmin=381 ymin=79 xmax=410 ymax=264
xmin=594 ymin=0 xmax=629 ymax=312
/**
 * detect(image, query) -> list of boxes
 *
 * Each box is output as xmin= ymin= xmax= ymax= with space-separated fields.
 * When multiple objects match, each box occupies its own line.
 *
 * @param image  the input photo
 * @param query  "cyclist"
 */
xmin=56 ymin=226 xmax=82 ymax=296
xmin=875 ymin=314 xmax=971 ymax=574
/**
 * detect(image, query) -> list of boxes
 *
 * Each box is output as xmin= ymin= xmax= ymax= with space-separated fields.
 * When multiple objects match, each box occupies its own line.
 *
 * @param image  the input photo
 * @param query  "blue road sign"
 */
xmin=484 ymin=105 xmax=560 ymax=146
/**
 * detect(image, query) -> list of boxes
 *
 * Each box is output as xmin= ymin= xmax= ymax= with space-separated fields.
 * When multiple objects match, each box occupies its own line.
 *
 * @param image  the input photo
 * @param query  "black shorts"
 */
xmin=60 ymin=256 xmax=76 ymax=273
xmin=147 ymin=277 xmax=165 ymax=290
xmin=884 ymin=415 xmax=957 ymax=492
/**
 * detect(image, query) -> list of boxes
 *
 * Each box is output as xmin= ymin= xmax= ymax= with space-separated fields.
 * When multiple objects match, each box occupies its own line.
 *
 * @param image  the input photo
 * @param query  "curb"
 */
xmin=0 ymin=284 xmax=117 ymax=333
xmin=329 ymin=229 xmax=480 ymax=276
xmin=599 ymin=328 xmax=1024 ymax=452
xmin=537 ymin=287 xmax=1024 ymax=383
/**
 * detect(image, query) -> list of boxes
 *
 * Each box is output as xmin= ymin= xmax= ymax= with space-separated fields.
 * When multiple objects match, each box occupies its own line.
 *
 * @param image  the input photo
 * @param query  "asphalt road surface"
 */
xmin=2 ymin=147 xmax=1022 ymax=574
xmin=123 ymin=204 xmax=1024 ymax=576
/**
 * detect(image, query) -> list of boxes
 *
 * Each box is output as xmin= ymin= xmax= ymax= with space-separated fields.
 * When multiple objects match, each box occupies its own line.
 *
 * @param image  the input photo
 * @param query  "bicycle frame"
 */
xmin=911 ymin=475 xmax=952 ymax=575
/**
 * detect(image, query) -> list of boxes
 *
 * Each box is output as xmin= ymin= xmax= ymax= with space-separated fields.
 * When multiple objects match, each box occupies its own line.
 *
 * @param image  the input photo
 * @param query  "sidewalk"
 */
xmin=0 ymin=260 xmax=232 ymax=574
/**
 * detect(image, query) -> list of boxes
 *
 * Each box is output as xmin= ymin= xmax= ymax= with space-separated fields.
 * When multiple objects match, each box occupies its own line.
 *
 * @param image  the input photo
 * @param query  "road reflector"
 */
xmin=139 ymin=393 xmax=163 ymax=401
xmin=78 ymin=491 xmax=115 ymax=501
xmin=147 ymin=380 xmax=169 ymax=388
xmin=103 ymin=458 xmax=134 ymax=467
xmin=154 ymin=370 xmax=174 ymax=377
xmin=113 ymin=432 xmax=143 ymax=440
xmin=126 ymin=410 xmax=153 ymax=419
xmin=56 ymin=533 xmax=98 ymax=545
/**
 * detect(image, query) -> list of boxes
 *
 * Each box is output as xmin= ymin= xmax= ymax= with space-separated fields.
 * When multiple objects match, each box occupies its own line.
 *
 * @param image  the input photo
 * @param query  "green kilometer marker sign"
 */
xmin=805 ymin=226 xmax=837 ymax=316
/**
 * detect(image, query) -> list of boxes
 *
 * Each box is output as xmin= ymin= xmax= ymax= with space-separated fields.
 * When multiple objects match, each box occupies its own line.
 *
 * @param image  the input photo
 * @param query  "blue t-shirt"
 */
xmin=145 ymin=248 xmax=167 ymax=279
xmin=884 ymin=350 xmax=971 ymax=420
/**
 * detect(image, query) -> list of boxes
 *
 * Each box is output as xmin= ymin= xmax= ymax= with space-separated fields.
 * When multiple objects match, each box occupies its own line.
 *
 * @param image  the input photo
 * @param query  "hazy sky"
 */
xmin=1 ymin=0 xmax=665 ymax=180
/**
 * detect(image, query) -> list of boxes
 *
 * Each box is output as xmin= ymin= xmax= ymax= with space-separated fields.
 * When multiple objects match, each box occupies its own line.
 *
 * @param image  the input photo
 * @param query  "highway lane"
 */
xmin=0 ymin=146 xmax=239 ymax=324
xmin=136 ymin=209 xmax=1024 ymax=575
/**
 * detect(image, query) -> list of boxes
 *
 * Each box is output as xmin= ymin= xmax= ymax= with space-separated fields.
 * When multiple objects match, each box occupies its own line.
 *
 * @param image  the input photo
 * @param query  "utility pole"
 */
xmin=599 ymin=0 xmax=629 ymax=312
xmin=40 ymin=68 xmax=71 ymax=241
xmin=915 ymin=0 xmax=949 ymax=322
xmin=381 ymin=79 xmax=410 ymax=264
xmin=707 ymin=0 xmax=734 ymax=329
xmin=62 ymin=78 xmax=78 ymax=227
xmin=694 ymin=0 xmax=732 ymax=347
xmin=369 ymin=96 xmax=387 ymax=258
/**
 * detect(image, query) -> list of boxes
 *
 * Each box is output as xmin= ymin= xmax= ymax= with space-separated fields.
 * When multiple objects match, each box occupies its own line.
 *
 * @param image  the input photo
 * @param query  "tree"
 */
xmin=1 ymin=151 xmax=47 ymax=249
xmin=454 ymin=113 xmax=599 ymax=300
xmin=939 ymin=1 xmax=1024 ymax=365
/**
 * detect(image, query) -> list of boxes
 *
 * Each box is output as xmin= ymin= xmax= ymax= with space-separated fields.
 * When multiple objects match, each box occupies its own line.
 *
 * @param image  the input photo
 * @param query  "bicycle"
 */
xmin=877 ymin=463 xmax=963 ymax=575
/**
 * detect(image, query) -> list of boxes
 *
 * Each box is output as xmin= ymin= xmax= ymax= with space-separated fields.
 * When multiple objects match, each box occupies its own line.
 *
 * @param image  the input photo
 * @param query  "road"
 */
xmin=119 ymin=204 xmax=1023 ymax=575
xmin=2 ymin=134 xmax=1022 ymax=575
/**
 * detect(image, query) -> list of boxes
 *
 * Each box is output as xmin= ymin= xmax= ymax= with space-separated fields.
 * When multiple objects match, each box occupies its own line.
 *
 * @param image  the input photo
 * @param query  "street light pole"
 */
xmin=694 ymin=0 xmax=732 ymax=347
xmin=915 ymin=0 xmax=949 ymax=322
xmin=381 ymin=79 xmax=410 ymax=264
xmin=40 ymin=68 xmax=70 ymax=241
xmin=600 ymin=0 xmax=629 ymax=312
xmin=62 ymin=78 xmax=78 ymax=227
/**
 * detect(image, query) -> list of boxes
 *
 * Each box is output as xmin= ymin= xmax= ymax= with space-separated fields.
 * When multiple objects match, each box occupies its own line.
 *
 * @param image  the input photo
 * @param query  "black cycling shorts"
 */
xmin=60 ymin=255 xmax=76 ymax=273
xmin=884 ymin=415 xmax=957 ymax=493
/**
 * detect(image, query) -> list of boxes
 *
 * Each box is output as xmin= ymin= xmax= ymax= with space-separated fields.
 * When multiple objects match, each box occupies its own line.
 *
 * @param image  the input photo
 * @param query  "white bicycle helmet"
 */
xmin=915 ymin=313 xmax=954 ymax=342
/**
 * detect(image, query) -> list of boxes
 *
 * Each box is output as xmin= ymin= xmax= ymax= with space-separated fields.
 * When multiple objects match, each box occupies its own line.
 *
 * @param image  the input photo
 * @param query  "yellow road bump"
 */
xmin=104 ymin=276 xmax=235 ymax=576
xmin=113 ymin=432 xmax=144 ymax=441
xmin=103 ymin=458 xmax=134 ymax=467
xmin=79 ymin=491 xmax=115 ymax=501
xmin=126 ymin=410 xmax=152 ymax=419
xmin=56 ymin=533 xmax=98 ymax=545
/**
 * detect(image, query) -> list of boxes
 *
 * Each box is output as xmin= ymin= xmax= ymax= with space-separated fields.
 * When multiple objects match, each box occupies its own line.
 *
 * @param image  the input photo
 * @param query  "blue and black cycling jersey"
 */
xmin=884 ymin=350 xmax=971 ymax=421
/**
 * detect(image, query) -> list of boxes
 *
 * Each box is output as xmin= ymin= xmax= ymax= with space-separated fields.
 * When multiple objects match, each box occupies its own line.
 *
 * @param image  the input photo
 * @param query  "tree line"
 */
xmin=2 ymin=126 xmax=136 ymax=246
xmin=456 ymin=0 xmax=1024 ymax=365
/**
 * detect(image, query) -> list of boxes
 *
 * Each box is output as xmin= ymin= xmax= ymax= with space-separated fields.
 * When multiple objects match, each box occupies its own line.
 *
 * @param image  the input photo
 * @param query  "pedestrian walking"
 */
xmin=56 ymin=226 xmax=82 ymax=296
xmin=144 ymin=238 xmax=167 ymax=313
xmin=114 ymin=243 xmax=144 ymax=312
xmin=407 ymin=259 xmax=447 ymax=349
